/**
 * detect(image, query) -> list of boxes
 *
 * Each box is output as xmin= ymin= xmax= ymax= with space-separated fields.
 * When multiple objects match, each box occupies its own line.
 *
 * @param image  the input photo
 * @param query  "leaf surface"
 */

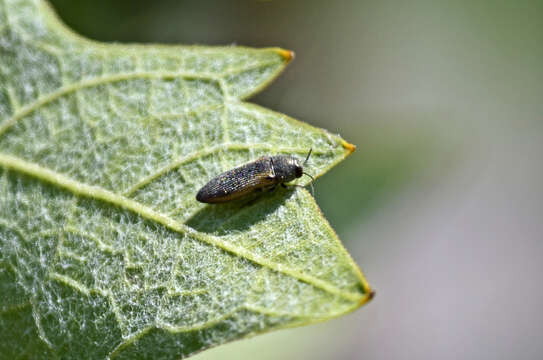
xmin=0 ymin=0 xmax=372 ymax=358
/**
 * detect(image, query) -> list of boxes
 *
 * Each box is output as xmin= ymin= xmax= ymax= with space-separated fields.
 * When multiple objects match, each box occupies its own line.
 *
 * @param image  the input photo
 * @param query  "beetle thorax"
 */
xmin=271 ymin=156 xmax=303 ymax=183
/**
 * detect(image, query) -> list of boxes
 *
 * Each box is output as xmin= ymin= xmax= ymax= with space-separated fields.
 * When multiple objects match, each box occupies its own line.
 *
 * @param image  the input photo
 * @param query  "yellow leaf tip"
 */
xmin=360 ymin=289 xmax=376 ymax=306
xmin=342 ymin=140 xmax=356 ymax=155
xmin=276 ymin=48 xmax=295 ymax=63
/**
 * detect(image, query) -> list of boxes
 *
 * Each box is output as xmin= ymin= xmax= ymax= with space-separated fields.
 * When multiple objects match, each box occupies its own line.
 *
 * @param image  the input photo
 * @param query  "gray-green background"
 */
xmin=47 ymin=1 xmax=543 ymax=359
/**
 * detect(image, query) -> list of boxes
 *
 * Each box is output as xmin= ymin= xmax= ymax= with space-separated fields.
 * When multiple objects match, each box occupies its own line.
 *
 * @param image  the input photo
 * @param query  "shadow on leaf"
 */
xmin=186 ymin=187 xmax=296 ymax=236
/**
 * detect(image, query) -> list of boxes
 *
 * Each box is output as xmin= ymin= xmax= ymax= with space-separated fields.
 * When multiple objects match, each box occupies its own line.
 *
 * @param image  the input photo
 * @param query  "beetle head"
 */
xmin=294 ymin=148 xmax=313 ymax=179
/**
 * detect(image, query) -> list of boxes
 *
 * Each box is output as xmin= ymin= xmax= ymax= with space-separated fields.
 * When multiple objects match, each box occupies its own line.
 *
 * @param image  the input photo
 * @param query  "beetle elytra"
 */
xmin=196 ymin=149 xmax=314 ymax=204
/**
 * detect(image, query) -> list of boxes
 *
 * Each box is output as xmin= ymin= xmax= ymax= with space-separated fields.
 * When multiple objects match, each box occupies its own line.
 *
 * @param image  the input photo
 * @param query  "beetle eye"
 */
xmin=295 ymin=165 xmax=303 ymax=178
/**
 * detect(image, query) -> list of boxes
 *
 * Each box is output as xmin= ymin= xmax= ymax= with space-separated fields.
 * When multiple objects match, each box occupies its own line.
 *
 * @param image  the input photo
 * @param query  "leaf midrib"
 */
xmin=0 ymin=152 xmax=363 ymax=302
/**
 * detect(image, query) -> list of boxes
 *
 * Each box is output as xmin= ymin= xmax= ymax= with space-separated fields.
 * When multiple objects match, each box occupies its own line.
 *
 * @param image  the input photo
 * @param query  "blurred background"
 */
xmin=48 ymin=1 xmax=543 ymax=359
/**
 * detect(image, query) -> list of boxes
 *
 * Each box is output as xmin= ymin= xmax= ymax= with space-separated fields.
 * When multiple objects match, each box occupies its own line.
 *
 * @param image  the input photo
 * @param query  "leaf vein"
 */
xmin=0 ymin=71 xmax=221 ymax=137
xmin=30 ymin=297 xmax=55 ymax=351
xmin=49 ymin=272 xmax=90 ymax=296
xmin=0 ymin=152 xmax=362 ymax=302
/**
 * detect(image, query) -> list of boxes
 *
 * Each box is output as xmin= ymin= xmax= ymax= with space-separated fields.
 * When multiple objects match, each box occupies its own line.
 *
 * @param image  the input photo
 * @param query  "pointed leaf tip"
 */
xmin=275 ymin=48 xmax=295 ymax=63
xmin=342 ymin=140 xmax=357 ymax=155
xmin=360 ymin=290 xmax=376 ymax=306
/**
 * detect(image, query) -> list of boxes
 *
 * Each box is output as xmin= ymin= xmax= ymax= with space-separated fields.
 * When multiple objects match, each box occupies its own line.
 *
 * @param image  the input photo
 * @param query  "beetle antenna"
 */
xmin=303 ymin=148 xmax=312 ymax=166
xmin=303 ymin=172 xmax=315 ymax=196
xmin=303 ymin=172 xmax=315 ymax=183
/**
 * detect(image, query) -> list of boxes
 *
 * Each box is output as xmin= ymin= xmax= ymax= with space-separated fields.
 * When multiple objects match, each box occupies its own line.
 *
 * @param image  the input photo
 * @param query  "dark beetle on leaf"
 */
xmin=196 ymin=149 xmax=314 ymax=204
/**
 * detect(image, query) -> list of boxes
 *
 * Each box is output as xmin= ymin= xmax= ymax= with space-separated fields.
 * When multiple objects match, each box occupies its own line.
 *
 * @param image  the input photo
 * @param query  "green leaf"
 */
xmin=0 ymin=0 xmax=372 ymax=358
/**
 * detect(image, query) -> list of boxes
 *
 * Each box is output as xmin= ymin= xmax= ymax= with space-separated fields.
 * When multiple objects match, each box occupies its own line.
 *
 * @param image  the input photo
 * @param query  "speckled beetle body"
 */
xmin=196 ymin=150 xmax=313 ymax=204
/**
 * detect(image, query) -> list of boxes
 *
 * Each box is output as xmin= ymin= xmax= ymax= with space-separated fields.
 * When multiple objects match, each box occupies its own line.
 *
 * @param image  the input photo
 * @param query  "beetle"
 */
xmin=196 ymin=149 xmax=314 ymax=204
